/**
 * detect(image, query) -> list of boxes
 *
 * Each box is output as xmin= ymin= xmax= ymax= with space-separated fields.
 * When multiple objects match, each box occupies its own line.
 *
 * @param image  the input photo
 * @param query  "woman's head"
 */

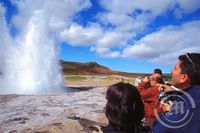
xmin=105 ymin=82 xmax=144 ymax=132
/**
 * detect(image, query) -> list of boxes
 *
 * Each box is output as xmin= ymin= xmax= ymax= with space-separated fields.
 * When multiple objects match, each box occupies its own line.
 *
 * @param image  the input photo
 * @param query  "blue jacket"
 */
xmin=153 ymin=85 xmax=200 ymax=133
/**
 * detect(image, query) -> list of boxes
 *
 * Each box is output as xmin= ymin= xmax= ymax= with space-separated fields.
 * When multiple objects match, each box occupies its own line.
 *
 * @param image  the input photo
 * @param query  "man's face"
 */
xmin=149 ymin=73 xmax=161 ymax=86
xmin=150 ymin=73 xmax=162 ymax=79
xmin=149 ymin=77 xmax=157 ymax=86
xmin=171 ymin=61 xmax=185 ymax=87
xmin=151 ymin=73 xmax=161 ymax=79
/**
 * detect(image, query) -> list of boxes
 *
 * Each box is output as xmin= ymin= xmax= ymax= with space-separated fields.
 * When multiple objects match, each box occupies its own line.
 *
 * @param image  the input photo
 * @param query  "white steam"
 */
xmin=0 ymin=8 xmax=64 ymax=94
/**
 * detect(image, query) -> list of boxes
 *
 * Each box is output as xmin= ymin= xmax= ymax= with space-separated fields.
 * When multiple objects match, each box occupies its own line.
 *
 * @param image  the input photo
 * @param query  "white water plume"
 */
xmin=0 ymin=10 xmax=65 ymax=94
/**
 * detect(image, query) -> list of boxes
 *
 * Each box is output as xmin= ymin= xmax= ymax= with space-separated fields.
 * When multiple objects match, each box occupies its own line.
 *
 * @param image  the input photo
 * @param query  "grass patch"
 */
xmin=65 ymin=75 xmax=87 ymax=81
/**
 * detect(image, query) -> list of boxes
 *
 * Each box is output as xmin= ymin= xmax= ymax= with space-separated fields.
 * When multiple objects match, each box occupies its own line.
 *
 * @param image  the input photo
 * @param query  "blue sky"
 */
xmin=1 ymin=0 xmax=200 ymax=73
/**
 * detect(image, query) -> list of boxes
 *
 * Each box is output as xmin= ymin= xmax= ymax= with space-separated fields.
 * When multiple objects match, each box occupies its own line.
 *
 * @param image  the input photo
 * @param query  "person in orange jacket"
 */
xmin=137 ymin=70 xmax=164 ymax=127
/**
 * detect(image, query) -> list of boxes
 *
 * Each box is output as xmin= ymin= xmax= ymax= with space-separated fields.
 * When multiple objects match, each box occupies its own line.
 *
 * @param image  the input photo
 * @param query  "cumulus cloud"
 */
xmin=0 ymin=5 xmax=13 ymax=72
xmin=0 ymin=5 xmax=11 ymax=46
xmin=1 ymin=0 xmax=200 ymax=62
xmin=60 ymin=23 xmax=128 ymax=54
xmin=11 ymin=0 xmax=91 ymax=33
xmin=90 ymin=46 xmax=121 ymax=58
xmin=122 ymin=20 xmax=200 ymax=65
xmin=96 ymin=31 xmax=127 ymax=48
xmin=88 ymin=0 xmax=200 ymax=58
xmin=97 ymin=0 xmax=200 ymax=33
xmin=100 ymin=0 xmax=200 ymax=17
xmin=60 ymin=23 xmax=103 ymax=46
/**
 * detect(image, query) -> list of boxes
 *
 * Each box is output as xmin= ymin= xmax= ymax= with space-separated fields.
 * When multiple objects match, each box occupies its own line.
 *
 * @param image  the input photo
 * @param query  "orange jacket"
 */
xmin=137 ymin=81 xmax=162 ymax=117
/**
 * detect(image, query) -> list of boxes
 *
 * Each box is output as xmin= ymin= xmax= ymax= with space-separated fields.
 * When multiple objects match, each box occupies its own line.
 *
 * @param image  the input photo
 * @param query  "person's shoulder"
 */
xmin=187 ymin=85 xmax=200 ymax=94
xmin=101 ymin=125 xmax=152 ymax=133
xmin=101 ymin=126 xmax=126 ymax=133
xmin=152 ymin=113 xmax=181 ymax=133
xmin=153 ymin=108 xmax=200 ymax=133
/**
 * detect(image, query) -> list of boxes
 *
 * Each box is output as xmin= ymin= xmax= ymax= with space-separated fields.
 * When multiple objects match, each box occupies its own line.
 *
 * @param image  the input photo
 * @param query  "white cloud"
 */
xmin=11 ymin=0 xmax=91 ymax=32
xmin=90 ymin=0 xmax=200 ymax=60
xmin=122 ymin=20 xmax=200 ymax=65
xmin=60 ymin=23 xmax=128 ymax=52
xmin=98 ymin=0 xmax=200 ymax=27
xmin=100 ymin=0 xmax=200 ymax=16
xmin=97 ymin=0 xmax=200 ymax=34
xmin=0 ymin=5 xmax=13 ymax=71
xmin=176 ymin=0 xmax=200 ymax=13
xmin=0 ymin=5 xmax=11 ymax=45
xmin=97 ymin=11 xmax=149 ymax=33
xmin=60 ymin=23 xmax=103 ymax=46
xmin=1 ymin=0 xmax=200 ymax=65
xmin=98 ymin=0 xmax=172 ymax=30
xmin=90 ymin=46 xmax=121 ymax=58
xmin=97 ymin=31 xmax=126 ymax=48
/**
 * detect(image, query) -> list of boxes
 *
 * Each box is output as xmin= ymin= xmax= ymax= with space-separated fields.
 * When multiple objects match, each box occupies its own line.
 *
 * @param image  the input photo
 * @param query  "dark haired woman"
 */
xmin=102 ymin=82 xmax=147 ymax=133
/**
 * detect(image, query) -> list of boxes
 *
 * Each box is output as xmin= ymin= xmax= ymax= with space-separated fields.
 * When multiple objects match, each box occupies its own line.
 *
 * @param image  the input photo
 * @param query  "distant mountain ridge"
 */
xmin=60 ymin=60 xmax=109 ymax=70
xmin=60 ymin=60 xmax=141 ymax=77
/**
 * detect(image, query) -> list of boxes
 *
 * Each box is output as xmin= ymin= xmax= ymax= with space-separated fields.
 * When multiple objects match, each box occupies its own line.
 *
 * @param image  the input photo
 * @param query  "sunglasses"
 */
xmin=186 ymin=53 xmax=195 ymax=67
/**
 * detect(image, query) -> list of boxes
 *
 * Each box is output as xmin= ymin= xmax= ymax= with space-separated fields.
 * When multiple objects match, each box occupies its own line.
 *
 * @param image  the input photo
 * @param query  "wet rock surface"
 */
xmin=0 ymin=87 xmax=108 ymax=133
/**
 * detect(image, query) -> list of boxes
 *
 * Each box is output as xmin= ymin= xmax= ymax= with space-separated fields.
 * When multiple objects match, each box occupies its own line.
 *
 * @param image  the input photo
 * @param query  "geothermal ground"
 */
xmin=0 ymin=86 xmax=108 ymax=133
xmin=0 ymin=75 xmax=138 ymax=133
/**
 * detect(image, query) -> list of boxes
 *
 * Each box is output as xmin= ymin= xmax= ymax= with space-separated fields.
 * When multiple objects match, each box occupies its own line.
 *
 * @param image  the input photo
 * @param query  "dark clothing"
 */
xmin=101 ymin=125 xmax=152 ymax=133
xmin=153 ymin=85 xmax=200 ymax=133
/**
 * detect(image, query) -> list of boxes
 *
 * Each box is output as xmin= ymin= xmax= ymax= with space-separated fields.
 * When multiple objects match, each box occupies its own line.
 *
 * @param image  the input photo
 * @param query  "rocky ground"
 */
xmin=0 ymin=87 xmax=108 ymax=133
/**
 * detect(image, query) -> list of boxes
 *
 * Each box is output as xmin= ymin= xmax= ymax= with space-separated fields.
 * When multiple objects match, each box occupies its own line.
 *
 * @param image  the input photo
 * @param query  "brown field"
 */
xmin=61 ymin=61 xmax=171 ymax=87
xmin=64 ymin=74 xmax=136 ymax=87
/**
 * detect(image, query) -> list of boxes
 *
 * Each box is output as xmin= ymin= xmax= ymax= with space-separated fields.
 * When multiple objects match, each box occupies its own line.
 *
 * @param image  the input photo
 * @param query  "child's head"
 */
xmin=105 ymin=82 xmax=144 ymax=132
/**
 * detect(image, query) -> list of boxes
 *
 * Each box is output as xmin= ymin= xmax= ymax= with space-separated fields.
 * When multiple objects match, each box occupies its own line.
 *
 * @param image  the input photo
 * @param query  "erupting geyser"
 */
xmin=0 ymin=10 xmax=65 ymax=94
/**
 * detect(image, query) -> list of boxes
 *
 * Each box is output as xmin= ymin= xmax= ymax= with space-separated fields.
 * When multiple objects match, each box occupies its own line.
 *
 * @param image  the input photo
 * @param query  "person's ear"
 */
xmin=180 ymin=74 xmax=188 ymax=83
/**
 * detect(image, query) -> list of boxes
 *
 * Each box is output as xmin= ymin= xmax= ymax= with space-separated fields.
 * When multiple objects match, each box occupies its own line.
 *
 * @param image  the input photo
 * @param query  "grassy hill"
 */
xmin=60 ymin=60 xmax=171 ymax=86
xmin=60 ymin=60 xmax=145 ymax=78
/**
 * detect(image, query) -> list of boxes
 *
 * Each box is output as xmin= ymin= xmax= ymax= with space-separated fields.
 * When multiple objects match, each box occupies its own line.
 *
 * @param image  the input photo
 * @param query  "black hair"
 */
xmin=179 ymin=53 xmax=200 ymax=86
xmin=105 ymin=82 xmax=144 ymax=132
xmin=154 ymin=68 xmax=162 ymax=75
